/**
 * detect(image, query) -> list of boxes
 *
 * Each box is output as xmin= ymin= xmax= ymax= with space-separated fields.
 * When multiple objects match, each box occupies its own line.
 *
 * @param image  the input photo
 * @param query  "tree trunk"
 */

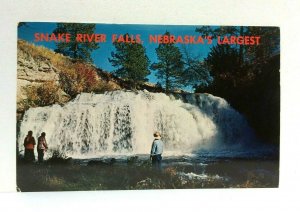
xmin=165 ymin=69 xmax=170 ymax=93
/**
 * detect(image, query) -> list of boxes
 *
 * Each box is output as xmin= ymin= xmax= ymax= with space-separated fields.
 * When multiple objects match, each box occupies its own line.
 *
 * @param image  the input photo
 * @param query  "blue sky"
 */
xmin=18 ymin=22 xmax=215 ymax=85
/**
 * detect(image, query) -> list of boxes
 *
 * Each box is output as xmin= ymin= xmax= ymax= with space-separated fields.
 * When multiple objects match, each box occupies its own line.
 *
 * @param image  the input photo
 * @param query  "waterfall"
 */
xmin=18 ymin=90 xmax=257 ymax=158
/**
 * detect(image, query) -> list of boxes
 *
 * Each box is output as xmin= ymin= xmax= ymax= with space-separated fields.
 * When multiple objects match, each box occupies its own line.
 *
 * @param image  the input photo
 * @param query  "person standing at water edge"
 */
xmin=37 ymin=132 xmax=48 ymax=163
xmin=150 ymin=132 xmax=164 ymax=168
xmin=23 ymin=130 xmax=36 ymax=162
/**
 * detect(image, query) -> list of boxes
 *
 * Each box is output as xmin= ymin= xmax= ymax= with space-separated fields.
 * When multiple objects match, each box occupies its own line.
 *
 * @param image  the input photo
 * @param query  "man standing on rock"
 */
xmin=150 ymin=132 xmax=164 ymax=169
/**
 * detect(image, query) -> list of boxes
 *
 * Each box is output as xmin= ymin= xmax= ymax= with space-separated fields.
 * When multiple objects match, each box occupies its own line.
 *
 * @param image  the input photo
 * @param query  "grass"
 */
xmin=17 ymin=158 xmax=279 ymax=191
xmin=17 ymin=39 xmax=117 ymax=112
xmin=18 ymin=39 xmax=72 ymax=70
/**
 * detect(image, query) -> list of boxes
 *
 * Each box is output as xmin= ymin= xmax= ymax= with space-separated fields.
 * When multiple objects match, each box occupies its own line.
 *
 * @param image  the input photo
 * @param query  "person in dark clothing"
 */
xmin=23 ymin=130 xmax=36 ymax=162
xmin=37 ymin=132 xmax=48 ymax=163
xmin=150 ymin=132 xmax=164 ymax=169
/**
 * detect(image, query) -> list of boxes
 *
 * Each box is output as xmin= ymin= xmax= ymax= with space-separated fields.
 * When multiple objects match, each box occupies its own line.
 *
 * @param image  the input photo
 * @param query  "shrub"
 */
xmin=59 ymin=63 xmax=104 ymax=97
xmin=24 ymin=81 xmax=60 ymax=107
xmin=77 ymin=64 xmax=100 ymax=91
xmin=36 ymin=81 xmax=61 ymax=105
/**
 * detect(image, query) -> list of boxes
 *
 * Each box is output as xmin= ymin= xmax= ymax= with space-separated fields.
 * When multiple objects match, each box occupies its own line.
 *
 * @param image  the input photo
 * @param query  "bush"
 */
xmin=59 ymin=63 xmax=105 ymax=97
xmin=24 ymin=81 xmax=60 ymax=107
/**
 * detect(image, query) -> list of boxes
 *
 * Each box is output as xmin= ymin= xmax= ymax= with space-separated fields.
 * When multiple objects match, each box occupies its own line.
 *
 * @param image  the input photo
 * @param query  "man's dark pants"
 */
xmin=37 ymin=149 xmax=45 ymax=163
xmin=24 ymin=149 xmax=35 ymax=162
xmin=151 ymin=154 xmax=162 ymax=169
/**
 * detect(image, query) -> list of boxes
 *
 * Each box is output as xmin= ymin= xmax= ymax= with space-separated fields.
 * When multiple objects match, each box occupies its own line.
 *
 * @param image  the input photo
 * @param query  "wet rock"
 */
xmin=88 ymin=158 xmax=116 ymax=166
xmin=110 ymin=158 xmax=116 ymax=165
xmin=136 ymin=178 xmax=152 ymax=187
xmin=46 ymin=157 xmax=73 ymax=165
xmin=127 ymin=156 xmax=138 ymax=164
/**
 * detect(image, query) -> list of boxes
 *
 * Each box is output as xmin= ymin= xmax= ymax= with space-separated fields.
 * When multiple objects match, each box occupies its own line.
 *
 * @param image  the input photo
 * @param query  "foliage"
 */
xmin=245 ymin=27 xmax=280 ymax=63
xmin=181 ymin=46 xmax=213 ymax=90
xmin=196 ymin=26 xmax=279 ymax=65
xmin=18 ymin=40 xmax=69 ymax=69
xmin=53 ymin=23 xmax=99 ymax=63
xmin=206 ymin=44 xmax=240 ymax=76
xmin=200 ymin=27 xmax=280 ymax=89
xmin=59 ymin=63 xmax=104 ymax=98
xmin=196 ymin=26 xmax=239 ymax=38
xmin=18 ymin=40 xmax=115 ymax=97
xmin=203 ymin=44 xmax=242 ymax=93
xmin=195 ymin=26 xmax=280 ymax=93
xmin=17 ymin=40 xmax=118 ymax=115
xmin=109 ymin=34 xmax=150 ymax=88
xmin=24 ymin=81 xmax=60 ymax=107
xmin=150 ymin=32 xmax=185 ymax=93
xmin=195 ymin=26 xmax=280 ymax=144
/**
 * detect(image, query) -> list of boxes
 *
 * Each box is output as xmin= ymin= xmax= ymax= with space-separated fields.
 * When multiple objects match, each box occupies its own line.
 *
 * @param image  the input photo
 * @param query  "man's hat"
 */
xmin=153 ymin=132 xmax=161 ymax=138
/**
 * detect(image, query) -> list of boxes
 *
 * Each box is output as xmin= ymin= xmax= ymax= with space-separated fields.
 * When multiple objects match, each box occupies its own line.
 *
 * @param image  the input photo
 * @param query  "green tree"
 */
xmin=196 ymin=26 xmax=280 ymax=91
xmin=181 ymin=46 xmax=213 ymax=91
xmin=196 ymin=26 xmax=279 ymax=66
xmin=195 ymin=26 xmax=280 ymax=145
xmin=245 ymin=27 xmax=280 ymax=63
xmin=151 ymin=32 xmax=184 ymax=93
xmin=204 ymin=44 xmax=241 ymax=93
xmin=196 ymin=26 xmax=245 ymax=65
xmin=53 ymin=23 xmax=99 ymax=63
xmin=109 ymin=34 xmax=150 ymax=88
xmin=205 ymin=44 xmax=240 ymax=77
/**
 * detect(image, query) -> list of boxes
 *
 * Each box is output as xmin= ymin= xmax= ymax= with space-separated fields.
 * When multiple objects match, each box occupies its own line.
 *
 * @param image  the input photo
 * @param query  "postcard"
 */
xmin=16 ymin=22 xmax=280 ymax=191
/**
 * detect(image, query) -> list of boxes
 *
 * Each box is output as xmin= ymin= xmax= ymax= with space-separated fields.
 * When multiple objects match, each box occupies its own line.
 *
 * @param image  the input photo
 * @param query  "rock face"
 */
xmin=18 ymin=49 xmax=59 ymax=82
xmin=17 ymin=40 xmax=70 ymax=117
xmin=17 ymin=48 xmax=58 ymax=102
xmin=16 ymin=39 xmax=163 ymax=115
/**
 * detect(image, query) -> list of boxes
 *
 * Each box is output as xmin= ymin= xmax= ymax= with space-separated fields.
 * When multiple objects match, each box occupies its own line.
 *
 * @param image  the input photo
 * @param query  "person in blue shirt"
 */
xmin=150 ymin=132 xmax=164 ymax=169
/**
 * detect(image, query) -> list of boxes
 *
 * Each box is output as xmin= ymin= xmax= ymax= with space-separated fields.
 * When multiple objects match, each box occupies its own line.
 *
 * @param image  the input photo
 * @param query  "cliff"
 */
xmin=17 ymin=40 xmax=164 ymax=118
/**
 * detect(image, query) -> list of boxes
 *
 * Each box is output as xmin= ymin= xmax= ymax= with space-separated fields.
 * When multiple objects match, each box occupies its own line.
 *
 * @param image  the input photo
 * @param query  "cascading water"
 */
xmin=18 ymin=90 xmax=257 ymax=158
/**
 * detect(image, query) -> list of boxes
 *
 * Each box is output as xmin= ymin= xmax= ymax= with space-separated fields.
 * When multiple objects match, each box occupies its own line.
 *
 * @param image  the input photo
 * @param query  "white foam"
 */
xmin=18 ymin=91 xmax=256 ymax=158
